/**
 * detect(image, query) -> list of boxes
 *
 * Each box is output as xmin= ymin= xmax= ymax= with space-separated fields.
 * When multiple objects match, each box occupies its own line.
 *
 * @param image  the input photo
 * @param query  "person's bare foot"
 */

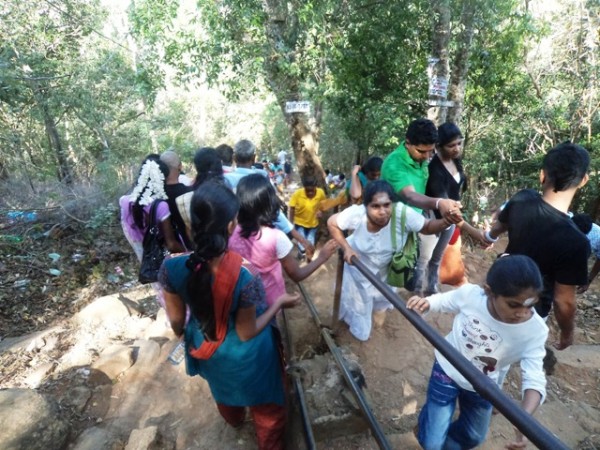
xmin=373 ymin=310 xmax=387 ymax=328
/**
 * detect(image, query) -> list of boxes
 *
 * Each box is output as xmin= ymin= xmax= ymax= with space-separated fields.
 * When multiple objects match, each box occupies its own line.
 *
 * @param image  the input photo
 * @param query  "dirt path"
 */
xmin=1 ymin=235 xmax=599 ymax=449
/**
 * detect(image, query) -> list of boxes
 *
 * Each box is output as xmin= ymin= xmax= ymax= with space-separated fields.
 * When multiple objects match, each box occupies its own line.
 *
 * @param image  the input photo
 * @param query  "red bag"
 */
xmin=439 ymin=229 xmax=467 ymax=287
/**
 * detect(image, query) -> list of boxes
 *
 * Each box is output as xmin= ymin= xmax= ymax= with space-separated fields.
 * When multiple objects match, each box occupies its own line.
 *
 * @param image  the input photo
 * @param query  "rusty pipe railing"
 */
xmin=297 ymin=282 xmax=393 ymax=450
xmin=281 ymin=309 xmax=317 ymax=450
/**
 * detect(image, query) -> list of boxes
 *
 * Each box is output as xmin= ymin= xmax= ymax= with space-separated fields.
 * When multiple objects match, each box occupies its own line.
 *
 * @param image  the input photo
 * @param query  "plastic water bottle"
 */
xmin=167 ymin=341 xmax=186 ymax=365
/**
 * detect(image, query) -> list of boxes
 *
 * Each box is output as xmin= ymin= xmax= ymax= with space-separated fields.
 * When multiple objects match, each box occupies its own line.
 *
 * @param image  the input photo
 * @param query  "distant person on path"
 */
xmin=289 ymin=175 xmax=327 ymax=261
xmin=160 ymin=150 xmax=193 ymax=249
xmin=571 ymin=213 xmax=600 ymax=294
xmin=283 ymin=158 xmax=292 ymax=188
xmin=413 ymin=123 xmax=467 ymax=295
xmin=348 ymin=156 xmax=383 ymax=204
xmin=120 ymin=157 xmax=185 ymax=306
xmin=407 ymin=255 xmax=548 ymax=450
xmin=330 ymin=173 xmax=346 ymax=190
xmin=277 ymin=149 xmax=287 ymax=167
xmin=230 ymin=174 xmax=337 ymax=306
xmin=485 ymin=142 xmax=591 ymax=350
xmin=327 ymin=180 xmax=453 ymax=341
xmin=225 ymin=140 xmax=270 ymax=191
xmin=159 ymin=182 xmax=300 ymax=450
xmin=273 ymin=168 xmax=285 ymax=194
xmin=215 ymin=143 xmax=234 ymax=173
xmin=325 ymin=169 xmax=333 ymax=186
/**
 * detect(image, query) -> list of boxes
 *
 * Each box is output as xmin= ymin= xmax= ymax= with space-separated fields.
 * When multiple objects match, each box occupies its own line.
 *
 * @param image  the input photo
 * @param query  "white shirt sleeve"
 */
xmin=427 ymin=284 xmax=477 ymax=314
xmin=519 ymin=323 xmax=548 ymax=403
xmin=402 ymin=203 xmax=426 ymax=233
xmin=335 ymin=204 xmax=365 ymax=231
xmin=275 ymin=230 xmax=294 ymax=259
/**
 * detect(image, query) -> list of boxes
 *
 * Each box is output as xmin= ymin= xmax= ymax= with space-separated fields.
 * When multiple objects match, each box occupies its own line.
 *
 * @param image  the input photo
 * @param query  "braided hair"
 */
xmin=185 ymin=182 xmax=239 ymax=340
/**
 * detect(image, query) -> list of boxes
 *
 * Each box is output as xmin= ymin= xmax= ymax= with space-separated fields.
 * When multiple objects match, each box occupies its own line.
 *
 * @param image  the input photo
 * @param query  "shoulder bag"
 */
xmin=138 ymin=200 xmax=168 ymax=284
xmin=387 ymin=203 xmax=419 ymax=289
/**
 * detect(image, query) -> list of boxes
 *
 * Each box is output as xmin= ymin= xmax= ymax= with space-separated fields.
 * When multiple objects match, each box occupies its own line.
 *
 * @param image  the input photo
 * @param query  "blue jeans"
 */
xmin=418 ymin=361 xmax=492 ymax=450
xmin=294 ymin=225 xmax=317 ymax=253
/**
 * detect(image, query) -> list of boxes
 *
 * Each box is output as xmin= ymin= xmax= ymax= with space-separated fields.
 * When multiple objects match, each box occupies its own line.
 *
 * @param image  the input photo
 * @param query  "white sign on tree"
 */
xmin=285 ymin=101 xmax=311 ymax=114
xmin=428 ymin=76 xmax=449 ymax=98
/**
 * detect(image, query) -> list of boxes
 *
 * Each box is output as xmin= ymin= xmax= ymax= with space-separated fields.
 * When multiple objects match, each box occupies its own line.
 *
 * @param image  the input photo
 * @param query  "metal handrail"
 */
xmin=350 ymin=256 xmax=569 ymax=450
xmin=297 ymin=282 xmax=393 ymax=450
xmin=281 ymin=309 xmax=317 ymax=450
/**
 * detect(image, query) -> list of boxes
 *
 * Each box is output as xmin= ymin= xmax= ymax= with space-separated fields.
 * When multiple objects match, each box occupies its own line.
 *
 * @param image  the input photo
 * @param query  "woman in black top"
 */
xmin=413 ymin=123 xmax=466 ymax=295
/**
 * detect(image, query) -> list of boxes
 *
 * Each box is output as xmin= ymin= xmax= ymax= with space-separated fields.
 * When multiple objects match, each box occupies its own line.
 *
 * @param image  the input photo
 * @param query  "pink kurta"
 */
xmin=228 ymin=225 xmax=293 ymax=306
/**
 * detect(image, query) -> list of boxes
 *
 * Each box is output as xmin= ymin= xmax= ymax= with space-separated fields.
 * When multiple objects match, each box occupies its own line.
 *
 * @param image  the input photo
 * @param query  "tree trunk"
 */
xmin=284 ymin=106 xmax=326 ymax=186
xmin=447 ymin=0 xmax=476 ymax=125
xmin=263 ymin=0 xmax=326 ymax=185
xmin=41 ymin=102 xmax=72 ymax=185
xmin=428 ymin=0 xmax=451 ymax=125
xmin=30 ymin=82 xmax=73 ymax=185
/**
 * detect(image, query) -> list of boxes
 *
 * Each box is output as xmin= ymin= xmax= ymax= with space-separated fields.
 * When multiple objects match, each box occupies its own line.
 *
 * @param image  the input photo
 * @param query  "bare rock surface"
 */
xmin=0 ymin=389 xmax=69 ymax=450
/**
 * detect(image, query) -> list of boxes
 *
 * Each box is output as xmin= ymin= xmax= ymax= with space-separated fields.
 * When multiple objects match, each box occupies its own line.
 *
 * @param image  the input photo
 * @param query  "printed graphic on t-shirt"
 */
xmin=459 ymin=315 xmax=501 ymax=374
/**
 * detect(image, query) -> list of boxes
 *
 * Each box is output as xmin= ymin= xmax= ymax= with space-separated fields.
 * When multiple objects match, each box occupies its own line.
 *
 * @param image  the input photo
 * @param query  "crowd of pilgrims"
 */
xmin=119 ymin=118 xmax=595 ymax=450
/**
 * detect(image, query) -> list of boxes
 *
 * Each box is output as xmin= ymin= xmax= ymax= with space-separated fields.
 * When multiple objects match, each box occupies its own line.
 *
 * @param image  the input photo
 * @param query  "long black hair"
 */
xmin=185 ymin=182 xmax=239 ymax=340
xmin=437 ymin=122 xmax=467 ymax=192
xmin=236 ymin=174 xmax=280 ymax=239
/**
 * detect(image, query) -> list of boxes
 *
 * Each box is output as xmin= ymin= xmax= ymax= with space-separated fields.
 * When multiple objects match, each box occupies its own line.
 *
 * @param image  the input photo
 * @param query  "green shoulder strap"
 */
xmin=390 ymin=203 xmax=408 ymax=252
xmin=400 ymin=203 xmax=407 ymax=247
xmin=391 ymin=203 xmax=397 ymax=252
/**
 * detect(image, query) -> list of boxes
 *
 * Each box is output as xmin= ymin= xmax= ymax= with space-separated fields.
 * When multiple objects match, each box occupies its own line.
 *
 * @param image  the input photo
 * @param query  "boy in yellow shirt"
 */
xmin=289 ymin=176 xmax=327 ymax=261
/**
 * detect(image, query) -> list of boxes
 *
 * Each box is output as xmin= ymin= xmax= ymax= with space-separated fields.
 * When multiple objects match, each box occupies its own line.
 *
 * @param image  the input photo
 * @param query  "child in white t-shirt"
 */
xmin=407 ymin=254 xmax=548 ymax=450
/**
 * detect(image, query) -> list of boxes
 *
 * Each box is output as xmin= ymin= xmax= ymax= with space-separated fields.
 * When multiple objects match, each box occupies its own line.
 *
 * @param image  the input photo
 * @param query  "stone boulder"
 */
xmin=0 ymin=389 xmax=69 ymax=450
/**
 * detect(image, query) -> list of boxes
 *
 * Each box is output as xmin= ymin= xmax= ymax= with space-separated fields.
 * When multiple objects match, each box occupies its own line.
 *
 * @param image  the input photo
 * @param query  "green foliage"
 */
xmin=319 ymin=108 xmax=358 ymax=173
xmin=259 ymin=103 xmax=290 ymax=158
xmin=1 ymin=0 xmax=599 ymax=219
xmin=326 ymin=1 xmax=432 ymax=156
xmin=86 ymin=202 xmax=119 ymax=230
xmin=0 ymin=0 xmax=158 ymax=186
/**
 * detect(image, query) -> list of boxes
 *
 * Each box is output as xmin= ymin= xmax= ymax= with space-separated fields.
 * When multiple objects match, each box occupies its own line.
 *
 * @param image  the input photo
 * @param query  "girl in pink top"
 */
xmin=229 ymin=174 xmax=337 ymax=306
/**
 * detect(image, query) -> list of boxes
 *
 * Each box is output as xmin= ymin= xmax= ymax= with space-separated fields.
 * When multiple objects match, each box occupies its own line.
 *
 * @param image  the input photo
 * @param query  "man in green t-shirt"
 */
xmin=381 ymin=118 xmax=462 ymax=221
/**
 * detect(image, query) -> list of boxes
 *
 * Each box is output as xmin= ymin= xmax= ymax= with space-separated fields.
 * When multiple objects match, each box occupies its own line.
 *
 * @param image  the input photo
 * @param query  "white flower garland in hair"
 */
xmin=130 ymin=160 xmax=167 ymax=206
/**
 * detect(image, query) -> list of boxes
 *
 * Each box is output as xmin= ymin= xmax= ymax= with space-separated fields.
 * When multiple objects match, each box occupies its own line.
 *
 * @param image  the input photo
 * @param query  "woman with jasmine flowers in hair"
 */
xmin=120 ymin=156 xmax=185 ymax=306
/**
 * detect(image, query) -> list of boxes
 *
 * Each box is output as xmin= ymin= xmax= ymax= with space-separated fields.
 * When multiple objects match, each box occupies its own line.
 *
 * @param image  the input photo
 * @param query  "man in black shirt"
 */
xmin=486 ymin=142 xmax=590 ymax=350
xmin=160 ymin=150 xmax=193 ymax=249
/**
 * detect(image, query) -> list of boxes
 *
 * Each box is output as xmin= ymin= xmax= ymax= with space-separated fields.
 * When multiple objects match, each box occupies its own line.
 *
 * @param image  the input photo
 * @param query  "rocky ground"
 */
xmin=1 ymin=207 xmax=600 ymax=450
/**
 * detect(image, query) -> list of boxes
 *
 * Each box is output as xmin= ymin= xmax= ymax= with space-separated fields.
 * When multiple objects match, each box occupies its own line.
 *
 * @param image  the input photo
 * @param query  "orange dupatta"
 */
xmin=189 ymin=251 xmax=243 ymax=360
